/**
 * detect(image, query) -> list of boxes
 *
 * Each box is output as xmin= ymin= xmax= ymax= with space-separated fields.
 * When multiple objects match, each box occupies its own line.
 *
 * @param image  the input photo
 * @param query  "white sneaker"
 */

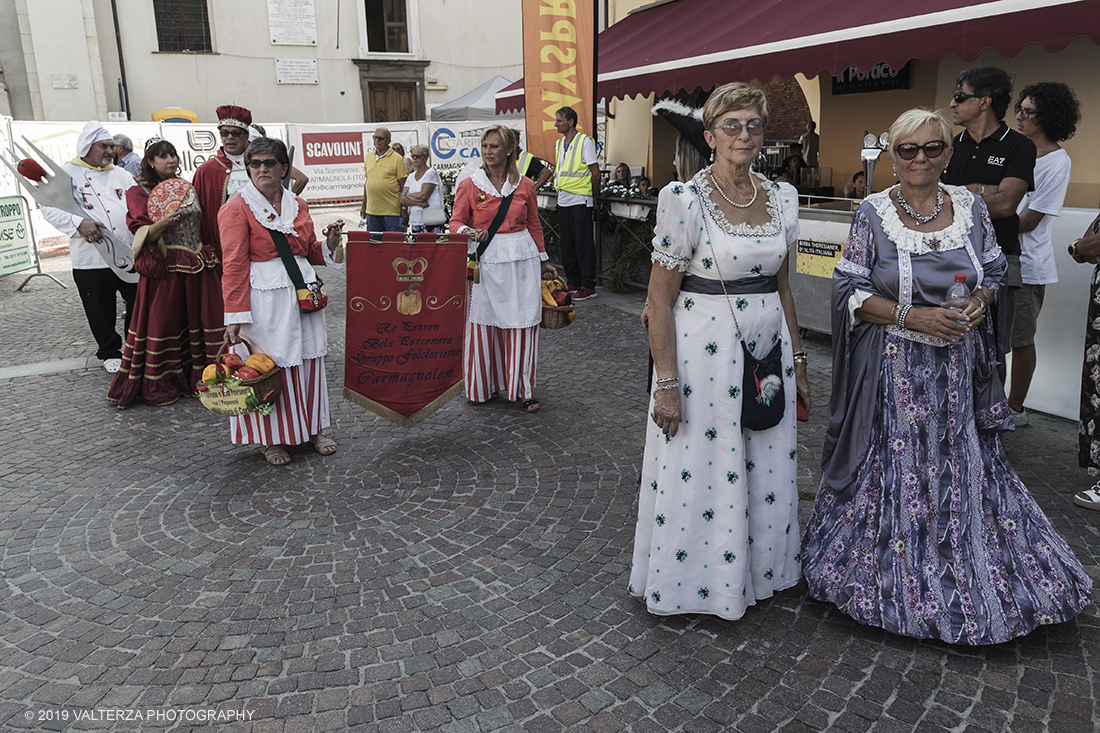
xmin=1010 ymin=407 xmax=1028 ymax=426
xmin=103 ymin=358 xmax=122 ymax=373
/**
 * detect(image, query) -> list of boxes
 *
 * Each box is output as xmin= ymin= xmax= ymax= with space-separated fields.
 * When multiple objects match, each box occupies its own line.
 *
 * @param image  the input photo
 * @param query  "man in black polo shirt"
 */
xmin=942 ymin=66 xmax=1036 ymax=369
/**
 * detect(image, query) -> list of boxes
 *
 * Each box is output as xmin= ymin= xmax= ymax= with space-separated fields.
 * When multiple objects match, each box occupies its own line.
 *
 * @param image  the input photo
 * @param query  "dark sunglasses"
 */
xmin=246 ymin=158 xmax=281 ymax=169
xmin=1014 ymin=103 xmax=1036 ymax=119
xmin=894 ymin=141 xmax=947 ymax=160
xmin=219 ymin=128 xmax=247 ymax=138
xmin=712 ymin=119 xmax=766 ymax=137
xmin=952 ymin=91 xmax=984 ymax=104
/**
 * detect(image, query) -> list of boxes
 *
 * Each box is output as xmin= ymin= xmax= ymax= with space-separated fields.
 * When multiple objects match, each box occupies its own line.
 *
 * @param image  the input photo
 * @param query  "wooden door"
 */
xmin=368 ymin=82 xmax=417 ymax=122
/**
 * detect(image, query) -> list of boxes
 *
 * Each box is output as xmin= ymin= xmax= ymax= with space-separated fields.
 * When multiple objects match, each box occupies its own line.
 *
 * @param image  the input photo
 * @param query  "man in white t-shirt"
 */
xmin=1008 ymin=81 xmax=1081 ymax=425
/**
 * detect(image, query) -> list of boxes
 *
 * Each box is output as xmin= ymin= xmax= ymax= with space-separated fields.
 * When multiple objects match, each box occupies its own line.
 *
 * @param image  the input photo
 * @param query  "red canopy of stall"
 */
xmin=496 ymin=0 xmax=1100 ymax=113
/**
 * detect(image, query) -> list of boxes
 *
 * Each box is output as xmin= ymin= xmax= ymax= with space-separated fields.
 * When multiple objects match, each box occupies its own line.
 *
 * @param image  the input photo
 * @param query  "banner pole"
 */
xmin=16 ymin=194 xmax=66 ymax=291
xmin=592 ymin=0 xmax=602 ymax=287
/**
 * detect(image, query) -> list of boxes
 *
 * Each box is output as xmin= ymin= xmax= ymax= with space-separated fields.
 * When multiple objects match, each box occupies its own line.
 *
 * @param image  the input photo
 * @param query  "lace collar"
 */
xmin=239 ymin=180 xmax=299 ymax=235
xmin=694 ymin=168 xmax=782 ymax=239
xmin=868 ymin=184 xmax=974 ymax=255
xmin=469 ymin=168 xmax=519 ymax=198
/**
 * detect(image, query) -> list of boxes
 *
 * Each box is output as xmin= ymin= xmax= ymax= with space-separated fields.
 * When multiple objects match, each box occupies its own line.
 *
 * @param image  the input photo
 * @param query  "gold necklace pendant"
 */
xmin=708 ymin=167 xmax=757 ymax=209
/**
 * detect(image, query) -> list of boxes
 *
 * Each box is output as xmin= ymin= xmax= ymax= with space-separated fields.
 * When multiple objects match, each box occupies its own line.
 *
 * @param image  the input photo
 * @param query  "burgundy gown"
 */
xmin=106 ymin=183 xmax=225 ymax=408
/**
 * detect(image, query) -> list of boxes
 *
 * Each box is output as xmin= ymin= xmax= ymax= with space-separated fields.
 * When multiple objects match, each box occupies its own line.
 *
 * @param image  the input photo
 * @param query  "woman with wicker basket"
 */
xmin=107 ymin=137 xmax=225 ymax=409
xmin=219 ymin=137 xmax=344 ymax=466
xmin=449 ymin=125 xmax=556 ymax=413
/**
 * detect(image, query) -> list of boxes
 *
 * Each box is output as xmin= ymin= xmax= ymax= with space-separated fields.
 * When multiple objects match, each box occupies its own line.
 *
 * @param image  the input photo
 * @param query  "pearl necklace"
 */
xmin=896 ymin=186 xmax=944 ymax=224
xmin=708 ymin=167 xmax=757 ymax=208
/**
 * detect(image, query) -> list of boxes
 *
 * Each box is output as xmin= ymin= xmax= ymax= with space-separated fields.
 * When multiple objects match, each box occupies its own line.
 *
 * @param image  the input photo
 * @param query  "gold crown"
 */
xmin=393 ymin=257 xmax=428 ymax=282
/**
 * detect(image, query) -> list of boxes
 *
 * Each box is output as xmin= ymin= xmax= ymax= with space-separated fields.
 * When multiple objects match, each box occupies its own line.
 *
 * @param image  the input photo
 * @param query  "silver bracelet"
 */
xmin=793 ymin=355 xmax=807 ymax=364
xmin=897 ymin=304 xmax=912 ymax=329
xmin=654 ymin=383 xmax=681 ymax=392
xmin=655 ymin=376 xmax=679 ymax=384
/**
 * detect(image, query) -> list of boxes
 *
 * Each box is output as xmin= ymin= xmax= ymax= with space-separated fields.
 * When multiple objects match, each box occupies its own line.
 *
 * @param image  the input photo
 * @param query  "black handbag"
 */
xmin=740 ymin=340 xmax=785 ymax=430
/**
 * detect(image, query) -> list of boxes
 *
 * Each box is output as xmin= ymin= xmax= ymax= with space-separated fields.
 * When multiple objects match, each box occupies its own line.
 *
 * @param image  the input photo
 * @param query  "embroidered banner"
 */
xmin=343 ymin=231 xmax=467 ymax=427
xmin=521 ymin=0 xmax=597 ymax=163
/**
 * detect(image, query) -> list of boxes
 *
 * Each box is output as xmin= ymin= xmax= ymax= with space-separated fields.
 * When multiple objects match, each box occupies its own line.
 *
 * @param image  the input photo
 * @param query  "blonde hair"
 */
xmin=410 ymin=143 xmax=429 ymax=160
xmin=674 ymin=133 xmax=707 ymax=183
xmin=888 ymin=108 xmax=953 ymax=164
xmin=480 ymin=125 xmax=520 ymax=184
xmin=702 ymin=83 xmax=769 ymax=130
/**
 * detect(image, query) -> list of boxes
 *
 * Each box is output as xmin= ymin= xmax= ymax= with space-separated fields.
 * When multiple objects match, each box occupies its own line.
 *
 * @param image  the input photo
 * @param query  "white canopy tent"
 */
xmin=430 ymin=75 xmax=522 ymax=122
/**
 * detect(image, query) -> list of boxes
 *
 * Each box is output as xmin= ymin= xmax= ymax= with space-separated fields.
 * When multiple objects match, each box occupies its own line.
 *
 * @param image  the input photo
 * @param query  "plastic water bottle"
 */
xmin=945 ymin=273 xmax=969 ymax=312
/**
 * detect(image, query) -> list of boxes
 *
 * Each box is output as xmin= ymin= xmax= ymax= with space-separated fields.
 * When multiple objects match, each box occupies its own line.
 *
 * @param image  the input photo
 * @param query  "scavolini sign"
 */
xmin=289 ymin=123 xmax=424 ymax=203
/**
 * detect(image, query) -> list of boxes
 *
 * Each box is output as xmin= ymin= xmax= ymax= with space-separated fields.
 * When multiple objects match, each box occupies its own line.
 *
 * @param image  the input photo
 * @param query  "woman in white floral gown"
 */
xmin=629 ymin=84 xmax=810 ymax=620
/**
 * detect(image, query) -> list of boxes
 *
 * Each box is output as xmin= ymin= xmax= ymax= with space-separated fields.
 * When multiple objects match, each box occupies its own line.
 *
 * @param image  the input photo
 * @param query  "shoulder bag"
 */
xmin=268 ymin=227 xmax=327 ymax=312
xmin=466 ymin=191 xmax=514 ymax=283
xmin=696 ymin=187 xmax=785 ymax=431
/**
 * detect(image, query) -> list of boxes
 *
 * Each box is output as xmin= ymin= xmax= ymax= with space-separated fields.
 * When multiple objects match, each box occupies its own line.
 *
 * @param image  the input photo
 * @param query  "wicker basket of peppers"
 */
xmin=540 ymin=278 xmax=576 ymax=330
xmin=196 ymin=339 xmax=282 ymax=416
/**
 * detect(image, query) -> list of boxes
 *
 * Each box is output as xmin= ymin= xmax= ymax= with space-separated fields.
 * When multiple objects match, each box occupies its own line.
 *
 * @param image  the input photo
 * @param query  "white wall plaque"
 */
xmin=51 ymin=74 xmax=78 ymax=89
xmin=275 ymin=58 xmax=319 ymax=85
xmin=268 ymin=0 xmax=318 ymax=46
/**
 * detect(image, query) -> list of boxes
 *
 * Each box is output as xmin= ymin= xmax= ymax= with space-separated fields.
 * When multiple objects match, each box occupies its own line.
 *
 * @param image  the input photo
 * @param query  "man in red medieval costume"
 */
xmin=192 ymin=104 xmax=253 ymax=262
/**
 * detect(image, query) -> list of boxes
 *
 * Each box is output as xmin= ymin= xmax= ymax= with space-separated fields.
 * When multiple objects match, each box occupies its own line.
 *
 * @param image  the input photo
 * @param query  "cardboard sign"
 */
xmin=0 ymin=196 xmax=32 ymax=276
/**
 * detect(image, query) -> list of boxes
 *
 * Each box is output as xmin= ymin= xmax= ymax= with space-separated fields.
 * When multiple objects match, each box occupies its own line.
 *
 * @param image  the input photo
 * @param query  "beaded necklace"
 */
xmin=708 ymin=166 xmax=757 ymax=209
xmin=895 ymin=185 xmax=944 ymax=225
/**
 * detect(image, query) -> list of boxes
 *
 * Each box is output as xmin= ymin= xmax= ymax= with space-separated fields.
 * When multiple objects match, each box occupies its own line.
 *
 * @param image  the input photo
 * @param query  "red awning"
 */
xmin=495 ymin=78 xmax=525 ymax=114
xmin=497 ymin=0 xmax=1100 ymax=112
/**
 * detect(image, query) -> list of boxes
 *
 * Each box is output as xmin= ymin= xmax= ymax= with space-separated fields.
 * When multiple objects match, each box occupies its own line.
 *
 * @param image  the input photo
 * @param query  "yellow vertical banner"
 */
xmin=522 ymin=0 xmax=596 ymax=163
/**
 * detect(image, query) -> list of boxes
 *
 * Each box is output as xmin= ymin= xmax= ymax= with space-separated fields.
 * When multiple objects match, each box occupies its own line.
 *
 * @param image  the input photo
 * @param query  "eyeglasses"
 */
xmin=952 ymin=91 xmax=984 ymax=104
xmin=1014 ymin=103 xmax=1036 ymax=119
xmin=246 ymin=158 xmax=281 ymax=169
xmin=219 ymin=128 xmax=247 ymax=138
xmin=894 ymin=141 xmax=947 ymax=160
xmin=410 ymin=153 xmax=426 ymax=159
xmin=712 ymin=119 xmax=766 ymax=137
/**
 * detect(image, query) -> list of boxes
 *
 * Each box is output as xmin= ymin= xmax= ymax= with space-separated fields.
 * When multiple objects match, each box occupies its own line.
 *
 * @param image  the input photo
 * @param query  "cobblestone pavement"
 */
xmin=2 ymin=217 xmax=1099 ymax=732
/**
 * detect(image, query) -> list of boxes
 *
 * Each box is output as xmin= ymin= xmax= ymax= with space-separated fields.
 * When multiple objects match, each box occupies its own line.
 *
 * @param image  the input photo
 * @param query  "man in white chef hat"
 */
xmin=40 ymin=121 xmax=138 ymax=373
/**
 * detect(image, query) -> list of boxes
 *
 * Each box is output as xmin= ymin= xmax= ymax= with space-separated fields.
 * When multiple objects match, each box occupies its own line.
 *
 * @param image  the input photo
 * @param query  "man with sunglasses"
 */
xmin=942 ymin=66 xmax=1036 ymax=367
xmin=360 ymin=127 xmax=407 ymax=234
xmin=193 ymin=104 xmax=254 ymax=262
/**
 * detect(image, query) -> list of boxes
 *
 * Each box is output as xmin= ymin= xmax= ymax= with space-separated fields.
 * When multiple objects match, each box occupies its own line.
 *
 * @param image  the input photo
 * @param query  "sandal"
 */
xmin=1074 ymin=485 xmax=1100 ymax=511
xmin=517 ymin=398 xmax=540 ymax=413
xmin=310 ymin=434 xmax=337 ymax=456
xmin=260 ymin=445 xmax=291 ymax=466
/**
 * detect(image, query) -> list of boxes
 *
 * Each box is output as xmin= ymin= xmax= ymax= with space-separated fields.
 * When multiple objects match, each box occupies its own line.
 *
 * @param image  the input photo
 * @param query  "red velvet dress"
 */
xmin=106 ymin=184 xmax=225 ymax=408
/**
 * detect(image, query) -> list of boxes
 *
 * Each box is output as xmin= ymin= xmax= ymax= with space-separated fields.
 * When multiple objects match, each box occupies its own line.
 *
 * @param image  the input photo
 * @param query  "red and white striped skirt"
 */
xmin=230 ymin=357 xmax=330 ymax=445
xmin=464 ymin=322 xmax=539 ymax=403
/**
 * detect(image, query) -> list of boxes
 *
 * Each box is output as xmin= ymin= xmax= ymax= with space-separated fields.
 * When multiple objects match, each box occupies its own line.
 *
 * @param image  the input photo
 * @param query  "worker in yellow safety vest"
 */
xmin=552 ymin=106 xmax=601 ymax=301
xmin=510 ymin=129 xmax=553 ymax=190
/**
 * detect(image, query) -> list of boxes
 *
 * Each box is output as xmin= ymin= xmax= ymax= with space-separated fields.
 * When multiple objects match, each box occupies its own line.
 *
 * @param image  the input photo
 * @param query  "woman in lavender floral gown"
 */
xmin=802 ymin=109 xmax=1091 ymax=645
